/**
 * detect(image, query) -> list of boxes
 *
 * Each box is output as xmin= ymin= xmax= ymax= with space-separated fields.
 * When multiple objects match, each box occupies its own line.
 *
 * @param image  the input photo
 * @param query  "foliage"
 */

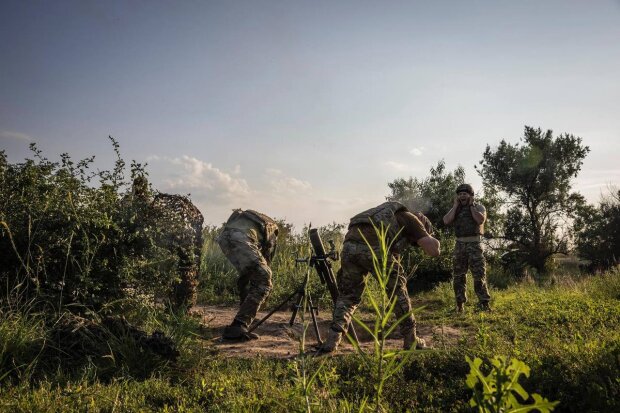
xmin=0 ymin=270 xmax=619 ymax=411
xmin=466 ymin=355 xmax=559 ymax=413
xmin=573 ymin=188 xmax=620 ymax=272
xmin=477 ymin=126 xmax=590 ymax=277
xmin=0 ymin=141 xmax=194 ymax=310
xmin=387 ymin=160 xmax=465 ymax=231
xmin=0 ymin=299 xmax=46 ymax=383
xmin=386 ymin=161 xmax=463 ymax=289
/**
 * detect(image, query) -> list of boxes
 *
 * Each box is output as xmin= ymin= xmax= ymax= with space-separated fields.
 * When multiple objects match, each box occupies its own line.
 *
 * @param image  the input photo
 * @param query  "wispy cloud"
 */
xmin=147 ymin=155 xmax=250 ymax=202
xmin=410 ymin=146 xmax=424 ymax=156
xmin=265 ymin=168 xmax=312 ymax=194
xmin=385 ymin=161 xmax=412 ymax=171
xmin=143 ymin=155 xmax=383 ymax=229
xmin=0 ymin=130 xmax=33 ymax=142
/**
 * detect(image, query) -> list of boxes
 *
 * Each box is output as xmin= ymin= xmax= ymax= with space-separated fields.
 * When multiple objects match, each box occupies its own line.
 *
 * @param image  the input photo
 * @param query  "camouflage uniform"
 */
xmin=333 ymin=241 xmax=415 ymax=338
xmin=329 ymin=202 xmax=430 ymax=348
xmin=452 ymin=203 xmax=491 ymax=305
xmin=218 ymin=210 xmax=278 ymax=329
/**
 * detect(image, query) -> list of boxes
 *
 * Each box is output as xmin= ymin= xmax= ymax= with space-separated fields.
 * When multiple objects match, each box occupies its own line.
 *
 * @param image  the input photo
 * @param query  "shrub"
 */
xmin=0 ymin=140 xmax=196 ymax=310
xmin=466 ymin=355 xmax=559 ymax=413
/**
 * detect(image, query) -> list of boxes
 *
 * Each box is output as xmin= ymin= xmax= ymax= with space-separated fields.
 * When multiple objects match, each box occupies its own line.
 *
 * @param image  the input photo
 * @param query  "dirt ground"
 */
xmin=193 ymin=305 xmax=462 ymax=359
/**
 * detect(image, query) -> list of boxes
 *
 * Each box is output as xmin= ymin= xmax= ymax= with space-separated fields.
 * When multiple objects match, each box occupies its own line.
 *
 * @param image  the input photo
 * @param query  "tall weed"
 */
xmin=466 ymin=355 xmax=559 ymax=413
xmin=349 ymin=222 xmax=421 ymax=412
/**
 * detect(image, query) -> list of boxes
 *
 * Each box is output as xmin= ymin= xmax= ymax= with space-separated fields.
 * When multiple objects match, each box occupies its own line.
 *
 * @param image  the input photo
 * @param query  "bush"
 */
xmin=574 ymin=189 xmax=620 ymax=272
xmin=0 ymin=141 xmax=197 ymax=310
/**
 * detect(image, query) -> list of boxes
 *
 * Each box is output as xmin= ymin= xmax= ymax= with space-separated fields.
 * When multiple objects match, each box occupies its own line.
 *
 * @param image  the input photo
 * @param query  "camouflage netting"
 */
xmin=152 ymin=193 xmax=204 ymax=309
xmin=123 ymin=176 xmax=204 ymax=311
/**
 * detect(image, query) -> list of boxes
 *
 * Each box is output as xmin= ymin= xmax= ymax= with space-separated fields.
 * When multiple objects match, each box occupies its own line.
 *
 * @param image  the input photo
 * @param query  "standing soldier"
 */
xmin=443 ymin=184 xmax=492 ymax=312
xmin=218 ymin=209 xmax=279 ymax=340
xmin=318 ymin=201 xmax=440 ymax=353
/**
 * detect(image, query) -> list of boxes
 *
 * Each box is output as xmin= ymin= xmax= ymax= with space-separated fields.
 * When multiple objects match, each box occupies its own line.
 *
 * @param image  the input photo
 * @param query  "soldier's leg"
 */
xmin=235 ymin=261 xmax=272 ymax=327
xmin=331 ymin=256 xmax=367 ymax=335
xmin=469 ymin=243 xmax=491 ymax=306
xmin=383 ymin=257 xmax=423 ymax=349
xmin=218 ymin=229 xmax=272 ymax=334
xmin=453 ymin=241 xmax=469 ymax=307
xmin=321 ymin=243 xmax=368 ymax=352
xmin=237 ymin=273 xmax=251 ymax=305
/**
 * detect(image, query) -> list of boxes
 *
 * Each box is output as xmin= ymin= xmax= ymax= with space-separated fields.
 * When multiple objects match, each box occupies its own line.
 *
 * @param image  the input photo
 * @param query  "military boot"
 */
xmin=403 ymin=330 xmax=432 ymax=350
xmin=222 ymin=320 xmax=259 ymax=340
xmin=315 ymin=328 xmax=342 ymax=354
xmin=478 ymin=301 xmax=492 ymax=312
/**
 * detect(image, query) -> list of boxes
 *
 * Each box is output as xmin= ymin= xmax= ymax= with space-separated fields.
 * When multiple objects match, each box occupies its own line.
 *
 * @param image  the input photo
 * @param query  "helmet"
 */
xmin=455 ymin=184 xmax=474 ymax=196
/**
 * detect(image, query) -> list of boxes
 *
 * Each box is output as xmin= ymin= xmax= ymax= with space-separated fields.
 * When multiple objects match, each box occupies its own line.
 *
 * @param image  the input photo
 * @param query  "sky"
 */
xmin=1 ymin=0 xmax=619 ymax=229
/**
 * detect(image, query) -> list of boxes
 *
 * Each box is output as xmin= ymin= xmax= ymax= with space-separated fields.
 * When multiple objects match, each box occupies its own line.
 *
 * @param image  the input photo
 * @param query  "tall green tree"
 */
xmin=477 ymin=126 xmax=589 ymax=276
xmin=573 ymin=188 xmax=620 ymax=272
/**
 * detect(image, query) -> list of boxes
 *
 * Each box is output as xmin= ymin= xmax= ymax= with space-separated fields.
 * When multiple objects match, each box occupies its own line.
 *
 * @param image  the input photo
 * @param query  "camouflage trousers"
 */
xmin=217 ymin=228 xmax=272 ymax=327
xmin=453 ymin=241 xmax=491 ymax=304
xmin=331 ymin=240 xmax=416 ymax=337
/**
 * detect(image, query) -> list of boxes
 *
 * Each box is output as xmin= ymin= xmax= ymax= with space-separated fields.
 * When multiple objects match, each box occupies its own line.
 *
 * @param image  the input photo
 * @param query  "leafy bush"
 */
xmin=574 ymin=188 xmax=620 ymax=272
xmin=0 ymin=141 xmax=192 ymax=310
xmin=465 ymin=355 xmax=558 ymax=413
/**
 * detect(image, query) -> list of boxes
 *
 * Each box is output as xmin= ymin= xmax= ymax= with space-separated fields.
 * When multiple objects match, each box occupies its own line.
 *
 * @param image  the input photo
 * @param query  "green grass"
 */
xmin=1 ymin=269 xmax=619 ymax=412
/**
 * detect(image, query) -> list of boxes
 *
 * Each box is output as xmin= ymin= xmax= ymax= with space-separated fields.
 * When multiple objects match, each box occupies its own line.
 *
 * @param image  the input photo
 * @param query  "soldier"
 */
xmin=443 ymin=183 xmax=491 ymax=312
xmin=125 ymin=175 xmax=204 ymax=311
xmin=318 ymin=201 xmax=441 ymax=353
xmin=218 ymin=209 xmax=279 ymax=340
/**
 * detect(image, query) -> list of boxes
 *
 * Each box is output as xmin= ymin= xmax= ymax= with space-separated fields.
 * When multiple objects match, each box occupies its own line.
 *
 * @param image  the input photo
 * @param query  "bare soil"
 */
xmin=193 ymin=305 xmax=462 ymax=359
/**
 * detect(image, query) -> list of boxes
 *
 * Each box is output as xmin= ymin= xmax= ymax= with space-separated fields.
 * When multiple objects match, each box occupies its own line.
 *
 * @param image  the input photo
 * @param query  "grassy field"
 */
xmin=1 ymin=265 xmax=618 ymax=412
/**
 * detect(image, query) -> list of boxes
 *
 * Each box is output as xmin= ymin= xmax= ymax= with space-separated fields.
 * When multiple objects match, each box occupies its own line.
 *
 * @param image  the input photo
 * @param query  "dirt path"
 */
xmin=193 ymin=305 xmax=462 ymax=359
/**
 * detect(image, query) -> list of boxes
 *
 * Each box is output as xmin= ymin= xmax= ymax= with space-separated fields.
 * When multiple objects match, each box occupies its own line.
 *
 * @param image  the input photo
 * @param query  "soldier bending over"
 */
xmin=218 ymin=209 xmax=279 ymax=340
xmin=318 ymin=201 xmax=440 ymax=353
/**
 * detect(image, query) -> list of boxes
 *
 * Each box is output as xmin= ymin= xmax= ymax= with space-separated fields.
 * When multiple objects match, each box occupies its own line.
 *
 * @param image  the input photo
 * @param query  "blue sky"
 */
xmin=1 ymin=1 xmax=619 ymax=228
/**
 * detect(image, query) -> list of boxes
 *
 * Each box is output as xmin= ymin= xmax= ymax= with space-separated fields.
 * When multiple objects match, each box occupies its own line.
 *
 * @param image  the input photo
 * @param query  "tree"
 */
xmin=573 ymin=188 xmax=620 ymax=272
xmin=477 ymin=126 xmax=589 ymax=276
xmin=387 ymin=160 xmax=465 ymax=232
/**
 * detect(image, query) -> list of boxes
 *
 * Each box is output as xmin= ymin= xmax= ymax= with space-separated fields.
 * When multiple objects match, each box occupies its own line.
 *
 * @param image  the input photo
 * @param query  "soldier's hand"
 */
xmin=453 ymin=197 xmax=459 ymax=207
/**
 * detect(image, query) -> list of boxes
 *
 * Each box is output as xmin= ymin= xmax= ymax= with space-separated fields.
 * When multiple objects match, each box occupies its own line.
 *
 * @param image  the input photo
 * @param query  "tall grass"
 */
xmin=0 ymin=299 xmax=46 ymax=382
xmin=348 ymin=222 xmax=421 ymax=412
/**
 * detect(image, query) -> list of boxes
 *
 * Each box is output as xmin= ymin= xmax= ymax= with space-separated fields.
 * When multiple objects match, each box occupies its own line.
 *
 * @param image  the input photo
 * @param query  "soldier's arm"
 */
xmin=397 ymin=211 xmax=441 ymax=257
xmin=443 ymin=197 xmax=459 ymax=225
xmin=417 ymin=236 xmax=440 ymax=257
xmin=470 ymin=204 xmax=486 ymax=225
